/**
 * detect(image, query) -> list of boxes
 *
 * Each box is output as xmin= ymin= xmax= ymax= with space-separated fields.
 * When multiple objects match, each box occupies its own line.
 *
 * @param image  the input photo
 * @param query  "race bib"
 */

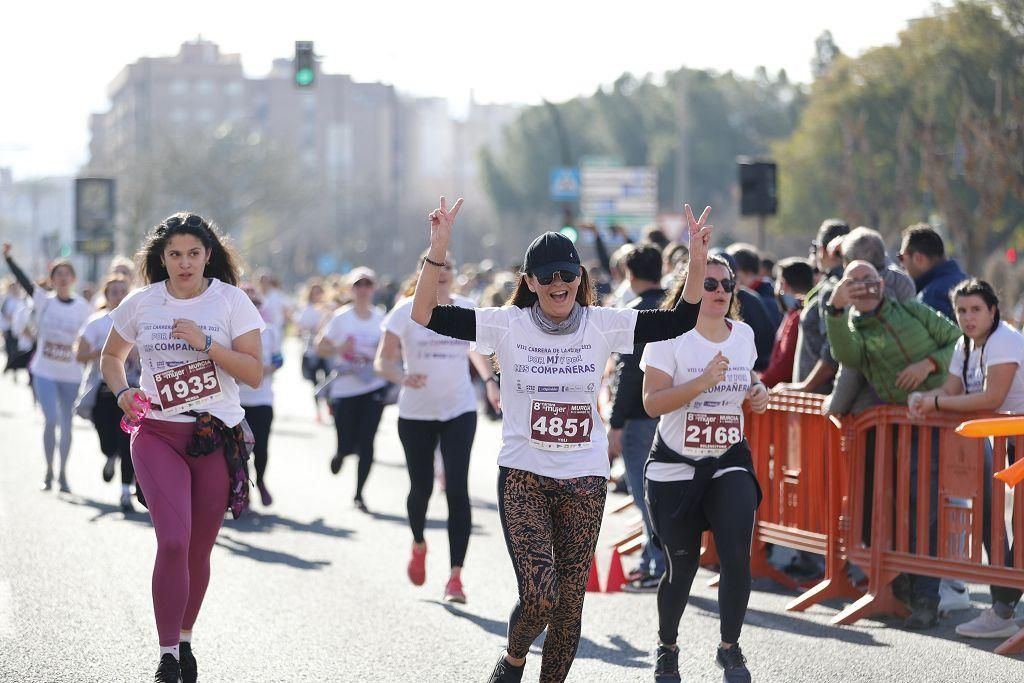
xmin=153 ymin=359 xmax=222 ymax=415
xmin=529 ymin=401 xmax=593 ymax=451
xmin=682 ymin=412 xmax=742 ymax=456
xmin=42 ymin=341 xmax=73 ymax=363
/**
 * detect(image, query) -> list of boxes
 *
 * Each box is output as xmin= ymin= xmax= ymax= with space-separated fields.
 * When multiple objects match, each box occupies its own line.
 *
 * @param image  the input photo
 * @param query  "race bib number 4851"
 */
xmin=153 ymin=359 xmax=222 ymax=415
xmin=682 ymin=412 xmax=742 ymax=456
xmin=530 ymin=401 xmax=593 ymax=451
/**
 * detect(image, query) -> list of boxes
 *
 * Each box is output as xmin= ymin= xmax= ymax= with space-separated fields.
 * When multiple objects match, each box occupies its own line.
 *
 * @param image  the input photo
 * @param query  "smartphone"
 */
xmin=865 ymin=282 xmax=880 ymax=297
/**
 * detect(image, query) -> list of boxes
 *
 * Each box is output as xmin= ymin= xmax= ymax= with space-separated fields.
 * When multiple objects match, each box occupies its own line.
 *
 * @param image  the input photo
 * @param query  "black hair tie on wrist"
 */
xmin=423 ymin=256 xmax=445 ymax=268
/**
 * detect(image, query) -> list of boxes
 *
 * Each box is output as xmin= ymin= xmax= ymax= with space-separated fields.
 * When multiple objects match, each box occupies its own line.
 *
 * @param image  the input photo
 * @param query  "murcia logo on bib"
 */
xmin=530 ymin=400 xmax=593 ymax=451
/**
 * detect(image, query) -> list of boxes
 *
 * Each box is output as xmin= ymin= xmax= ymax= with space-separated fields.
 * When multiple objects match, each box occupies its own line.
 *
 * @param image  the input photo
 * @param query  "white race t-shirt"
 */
xmin=110 ymin=279 xmax=266 ymax=426
xmin=29 ymin=289 xmax=93 ymax=383
xmin=948 ymin=322 xmax=1024 ymax=413
xmin=641 ymin=321 xmax=756 ymax=482
xmin=239 ymin=326 xmax=281 ymax=407
xmin=261 ymin=288 xmax=291 ymax=333
xmin=321 ymin=305 xmax=388 ymax=399
xmin=296 ymin=303 xmax=331 ymax=358
xmin=383 ymin=295 xmax=478 ymax=421
xmin=475 ymin=305 xmax=638 ymax=479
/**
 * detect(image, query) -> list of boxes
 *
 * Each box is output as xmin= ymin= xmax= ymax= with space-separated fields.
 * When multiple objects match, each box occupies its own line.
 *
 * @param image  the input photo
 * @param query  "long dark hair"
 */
xmin=951 ymin=278 xmax=1001 ymax=393
xmin=137 ymin=212 xmax=242 ymax=286
xmin=661 ymin=255 xmax=741 ymax=320
xmin=505 ymin=267 xmax=596 ymax=308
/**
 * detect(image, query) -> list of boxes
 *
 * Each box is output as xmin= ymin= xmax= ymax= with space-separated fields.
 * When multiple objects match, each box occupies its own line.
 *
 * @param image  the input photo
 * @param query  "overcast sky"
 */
xmin=1 ymin=0 xmax=948 ymax=179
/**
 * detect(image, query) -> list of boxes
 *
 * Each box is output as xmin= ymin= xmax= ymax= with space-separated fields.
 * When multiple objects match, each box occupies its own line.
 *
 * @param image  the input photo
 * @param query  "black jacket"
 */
xmin=609 ymin=287 xmax=666 ymax=428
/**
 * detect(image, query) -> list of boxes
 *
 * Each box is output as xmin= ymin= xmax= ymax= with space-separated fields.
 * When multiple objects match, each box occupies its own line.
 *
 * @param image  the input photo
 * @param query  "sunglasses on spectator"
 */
xmin=704 ymin=277 xmax=736 ymax=293
xmin=533 ymin=270 xmax=579 ymax=285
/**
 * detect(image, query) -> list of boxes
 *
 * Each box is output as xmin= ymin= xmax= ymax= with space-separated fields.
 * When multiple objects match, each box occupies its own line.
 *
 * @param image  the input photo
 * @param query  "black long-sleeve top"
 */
xmin=4 ymin=256 xmax=36 ymax=296
xmin=608 ymin=287 xmax=666 ymax=428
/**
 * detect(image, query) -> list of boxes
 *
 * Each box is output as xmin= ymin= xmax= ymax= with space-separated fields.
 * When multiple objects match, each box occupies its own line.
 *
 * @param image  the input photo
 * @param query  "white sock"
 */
xmin=179 ymin=630 xmax=192 ymax=643
xmin=160 ymin=644 xmax=179 ymax=660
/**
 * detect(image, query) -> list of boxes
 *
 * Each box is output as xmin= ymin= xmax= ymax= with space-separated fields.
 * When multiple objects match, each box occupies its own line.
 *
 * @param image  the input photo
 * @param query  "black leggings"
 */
xmin=398 ymin=411 xmax=476 ymax=567
xmin=332 ymin=388 xmax=385 ymax=501
xmin=498 ymin=467 xmax=606 ymax=683
xmin=647 ymin=471 xmax=758 ymax=646
xmin=92 ymin=387 xmax=134 ymax=485
xmin=243 ymin=404 xmax=273 ymax=486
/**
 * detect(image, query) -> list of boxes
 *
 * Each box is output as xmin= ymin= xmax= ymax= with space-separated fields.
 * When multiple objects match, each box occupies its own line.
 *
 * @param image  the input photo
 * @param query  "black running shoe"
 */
xmin=716 ymin=644 xmax=751 ymax=683
xmin=154 ymin=653 xmax=181 ymax=682
xmin=330 ymin=453 xmax=343 ymax=475
xmin=654 ymin=644 xmax=680 ymax=681
xmin=486 ymin=654 xmax=524 ymax=682
xmin=179 ymin=642 xmax=197 ymax=683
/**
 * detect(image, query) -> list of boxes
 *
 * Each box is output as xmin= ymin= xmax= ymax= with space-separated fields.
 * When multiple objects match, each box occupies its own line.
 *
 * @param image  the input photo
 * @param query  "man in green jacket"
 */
xmin=824 ymin=260 xmax=962 ymax=629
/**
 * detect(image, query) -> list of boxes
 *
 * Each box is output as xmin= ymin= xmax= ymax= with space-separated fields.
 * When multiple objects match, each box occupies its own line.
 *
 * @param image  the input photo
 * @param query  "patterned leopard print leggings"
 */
xmin=498 ymin=467 xmax=606 ymax=682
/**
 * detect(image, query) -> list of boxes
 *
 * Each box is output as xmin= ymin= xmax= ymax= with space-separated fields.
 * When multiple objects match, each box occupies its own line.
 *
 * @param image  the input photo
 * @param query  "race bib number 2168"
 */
xmin=683 ymin=412 xmax=742 ymax=456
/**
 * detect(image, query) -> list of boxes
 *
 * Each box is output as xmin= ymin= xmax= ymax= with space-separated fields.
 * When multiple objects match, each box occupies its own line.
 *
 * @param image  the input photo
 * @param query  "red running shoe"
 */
xmin=443 ymin=575 xmax=466 ymax=604
xmin=407 ymin=544 xmax=427 ymax=586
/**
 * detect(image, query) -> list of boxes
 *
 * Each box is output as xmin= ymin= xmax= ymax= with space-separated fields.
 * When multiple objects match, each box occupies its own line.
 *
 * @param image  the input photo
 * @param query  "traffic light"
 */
xmin=294 ymin=41 xmax=315 ymax=87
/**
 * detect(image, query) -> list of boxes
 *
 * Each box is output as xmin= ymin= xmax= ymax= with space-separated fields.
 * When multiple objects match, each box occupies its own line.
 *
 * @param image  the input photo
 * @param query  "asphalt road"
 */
xmin=0 ymin=341 xmax=1021 ymax=682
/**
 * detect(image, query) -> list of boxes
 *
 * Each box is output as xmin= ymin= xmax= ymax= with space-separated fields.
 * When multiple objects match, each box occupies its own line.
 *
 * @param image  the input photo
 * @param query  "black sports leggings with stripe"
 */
xmin=331 ymin=387 xmax=385 ymax=502
xmin=498 ymin=467 xmax=605 ymax=683
xmin=398 ymin=410 xmax=476 ymax=567
xmin=646 ymin=471 xmax=758 ymax=646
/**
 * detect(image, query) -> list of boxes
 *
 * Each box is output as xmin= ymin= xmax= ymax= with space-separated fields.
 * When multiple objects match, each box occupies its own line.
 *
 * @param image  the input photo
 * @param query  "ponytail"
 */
xmin=952 ymin=278 xmax=1001 ymax=393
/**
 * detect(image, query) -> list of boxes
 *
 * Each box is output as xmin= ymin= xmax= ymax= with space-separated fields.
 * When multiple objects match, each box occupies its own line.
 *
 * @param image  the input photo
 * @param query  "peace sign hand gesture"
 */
xmin=427 ymin=196 xmax=464 ymax=254
xmin=685 ymin=204 xmax=712 ymax=262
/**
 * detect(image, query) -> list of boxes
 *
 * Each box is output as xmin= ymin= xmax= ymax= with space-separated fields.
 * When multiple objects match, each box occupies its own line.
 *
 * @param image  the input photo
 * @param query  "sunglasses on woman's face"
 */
xmin=533 ymin=270 xmax=579 ymax=286
xmin=703 ymin=277 xmax=736 ymax=293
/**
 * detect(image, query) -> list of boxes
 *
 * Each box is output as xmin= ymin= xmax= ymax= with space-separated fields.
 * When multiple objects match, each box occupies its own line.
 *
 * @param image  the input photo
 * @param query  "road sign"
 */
xmin=579 ymin=166 xmax=657 ymax=227
xmin=75 ymin=177 xmax=115 ymax=255
xmin=549 ymin=167 xmax=580 ymax=201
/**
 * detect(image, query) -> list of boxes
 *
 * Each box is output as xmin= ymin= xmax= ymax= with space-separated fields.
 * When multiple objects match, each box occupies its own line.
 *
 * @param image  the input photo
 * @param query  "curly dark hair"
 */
xmin=136 ymin=212 xmax=242 ymax=286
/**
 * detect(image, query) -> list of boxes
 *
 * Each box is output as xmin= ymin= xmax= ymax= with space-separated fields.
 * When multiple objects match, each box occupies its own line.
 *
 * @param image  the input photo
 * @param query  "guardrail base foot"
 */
xmin=994 ymin=628 xmax=1024 ymax=656
xmin=830 ymin=582 xmax=909 ymax=625
xmin=787 ymin=576 xmax=863 ymax=613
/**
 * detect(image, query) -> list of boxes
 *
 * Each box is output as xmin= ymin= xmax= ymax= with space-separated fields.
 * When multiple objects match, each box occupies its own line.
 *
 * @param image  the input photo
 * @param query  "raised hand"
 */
xmin=2 ymin=242 xmax=11 ymax=258
xmin=685 ymin=204 xmax=712 ymax=262
xmin=427 ymin=195 xmax=464 ymax=254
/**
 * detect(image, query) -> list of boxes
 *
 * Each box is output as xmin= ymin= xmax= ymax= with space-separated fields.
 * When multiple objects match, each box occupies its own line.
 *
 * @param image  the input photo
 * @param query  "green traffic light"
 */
xmin=295 ymin=68 xmax=314 ymax=86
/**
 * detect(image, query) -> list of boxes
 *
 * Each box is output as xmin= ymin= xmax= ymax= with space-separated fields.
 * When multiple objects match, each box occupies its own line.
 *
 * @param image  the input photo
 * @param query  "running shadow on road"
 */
xmin=223 ymin=513 xmax=353 ymax=540
xmin=215 ymin=534 xmax=331 ymax=570
xmin=61 ymin=495 xmax=153 ymax=526
xmin=368 ymin=510 xmax=487 ymax=535
xmin=434 ymin=602 xmax=648 ymax=669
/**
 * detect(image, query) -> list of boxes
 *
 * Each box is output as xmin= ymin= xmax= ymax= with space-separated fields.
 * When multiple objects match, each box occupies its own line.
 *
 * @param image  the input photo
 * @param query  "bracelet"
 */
xmin=934 ymin=395 xmax=940 ymax=411
xmin=115 ymin=387 xmax=132 ymax=403
xmin=202 ymin=334 xmax=213 ymax=354
xmin=423 ymin=256 xmax=446 ymax=268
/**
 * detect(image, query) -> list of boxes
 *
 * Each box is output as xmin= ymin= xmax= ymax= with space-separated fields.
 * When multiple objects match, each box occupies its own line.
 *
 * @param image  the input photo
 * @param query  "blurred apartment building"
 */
xmin=85 ymin=38 xmax=519 ymax=279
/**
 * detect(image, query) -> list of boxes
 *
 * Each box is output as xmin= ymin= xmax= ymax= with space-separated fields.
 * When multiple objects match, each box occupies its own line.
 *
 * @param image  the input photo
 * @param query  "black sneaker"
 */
xmin=102 ymin=455 xmax=116 ymax=482
xmin=623 ymin=573 xmax=662 ymax=594
xmin=486 ymin=654 xmax=524 ymax=682
xmin=330 ymin=453 xmax=343 ymax=475
xmin=654 ymin=644 xmax=680 ymax=681
xmin=903 ymin=594 xmax=939 ymax=630
xmin=354 ymin=497 xmax=369 ymax=513
xmin=716 ymin=644 xmax=751 ymax=683
xmin=179 ymin=642 xmax=197 ymax=683
xmin=154 ymin=653 xmax=181 ymax=682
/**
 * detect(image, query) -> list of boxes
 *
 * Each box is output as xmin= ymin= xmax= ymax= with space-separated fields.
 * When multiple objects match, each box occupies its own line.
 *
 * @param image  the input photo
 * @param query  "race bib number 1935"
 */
xmin=530 ymin=401 xmax=593 ymax=451
xmin=682 ymin=412 xmax=742 ymax=456
xmin=153 ymin=359 xmax=222 ymax=415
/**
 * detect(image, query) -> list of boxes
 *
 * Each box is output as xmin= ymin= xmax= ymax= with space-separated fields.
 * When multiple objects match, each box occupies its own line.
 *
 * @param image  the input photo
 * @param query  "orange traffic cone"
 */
xmin=605 ymin=547 xmax=627 ymax=593
xmin=586 ymin=556 xmax=602 ymax=592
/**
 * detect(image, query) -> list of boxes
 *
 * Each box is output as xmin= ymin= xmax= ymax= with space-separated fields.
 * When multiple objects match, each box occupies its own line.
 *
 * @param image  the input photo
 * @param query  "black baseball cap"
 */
xmin=523 ymin=232 xmax=582 ymax=278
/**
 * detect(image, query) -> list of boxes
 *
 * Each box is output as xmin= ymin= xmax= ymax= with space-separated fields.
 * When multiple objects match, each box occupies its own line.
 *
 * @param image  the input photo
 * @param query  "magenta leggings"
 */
xmin=131 ymin=418 xmax=228 ymax=647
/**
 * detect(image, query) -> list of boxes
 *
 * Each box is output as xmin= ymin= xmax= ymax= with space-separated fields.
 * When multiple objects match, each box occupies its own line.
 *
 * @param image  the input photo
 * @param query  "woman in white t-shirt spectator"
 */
xmin=239 ymin=282 xmax=283 ymax=507
xmin=3 ymin=242 xmax=94 ymax=492
xmin=375 ymin=251 xmax=501 ymax=604
xmin=76 ymin=274 xmax=140 ymax=511
xmin=100 ymin=212 xmax=264 ymax=683
xmin=640 ymin=254 xmax=769 ymax=683
xmin=296 ymin=280 xmax=333 ymax=422
xmin=411 ymin=197 xmax=712 ymax=683
xmin=909 ymin=278 xmax=1023 ymax=641
xmin=317 ymin=267 xmax=388 ymax=513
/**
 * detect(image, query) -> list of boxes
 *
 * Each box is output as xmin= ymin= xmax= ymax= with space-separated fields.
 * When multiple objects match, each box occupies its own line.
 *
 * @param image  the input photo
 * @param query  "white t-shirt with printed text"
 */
xmin=383 ymin=295 xmax=477 ymax=421
xmin=641 ymin=321 xmax=756 ymax=482
xmin=239 ymin=325 xmax=281 ymax=407
xmin=29 ymin=289 xmax=93 ymax=383
xmin=110 ymin=279 xmax=266 ymax=426
xmin=321 ymin=305 xmax=388 ymax=400
xmin=948 ymin=322 xmax=1024 ymax=413
xmin=475 ymin=305 xmax=638 ymax=479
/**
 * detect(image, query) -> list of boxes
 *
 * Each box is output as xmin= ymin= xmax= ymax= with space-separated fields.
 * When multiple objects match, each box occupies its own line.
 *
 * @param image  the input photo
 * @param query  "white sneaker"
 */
xmin=938 ymin=578 xmax=971 ymax=615
xmin=955 ymin=608 xmax=1022 ymax=639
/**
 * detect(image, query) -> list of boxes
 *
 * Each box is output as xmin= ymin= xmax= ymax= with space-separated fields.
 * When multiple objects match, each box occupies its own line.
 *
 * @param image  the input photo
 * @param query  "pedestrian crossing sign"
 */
xmin=550 ymin=167 xmax=580 ymax=201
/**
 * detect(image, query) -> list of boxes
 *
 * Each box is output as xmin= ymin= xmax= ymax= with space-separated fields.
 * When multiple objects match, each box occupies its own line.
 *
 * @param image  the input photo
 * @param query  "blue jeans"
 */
xmin=622 ymin=417 xmax=664 ymax=576
xmin=34 ymin=376 xmax=79 ymax=475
